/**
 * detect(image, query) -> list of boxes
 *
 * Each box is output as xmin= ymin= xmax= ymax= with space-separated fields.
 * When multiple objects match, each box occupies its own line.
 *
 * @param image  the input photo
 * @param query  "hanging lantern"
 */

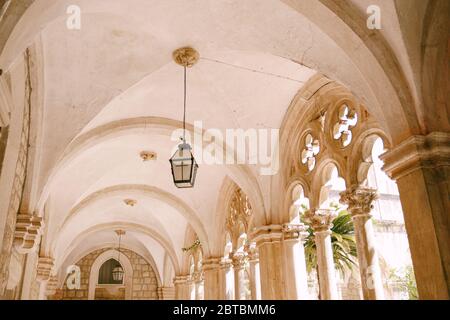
xmin=170 ymin=141 xmax=198 ymax=188
xmin=112 ymin=230 xmax=125 ymax=282
xmin=169 ymin=47 xmax=199 ymax=189
xmin=112 ymin=265 xmax=124 ymax=282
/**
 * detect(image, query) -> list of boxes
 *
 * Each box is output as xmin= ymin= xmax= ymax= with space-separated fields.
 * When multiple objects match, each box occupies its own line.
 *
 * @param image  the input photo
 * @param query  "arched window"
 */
xmin=319 ymin=164 xmax=346 ymax=209
xmin=98 ymin=258 xmax=124 ymax=285
xmin=291 ymin=184 xmax=309 ymax=223
xmin=224 ymin=232 xmax=232 ymax=258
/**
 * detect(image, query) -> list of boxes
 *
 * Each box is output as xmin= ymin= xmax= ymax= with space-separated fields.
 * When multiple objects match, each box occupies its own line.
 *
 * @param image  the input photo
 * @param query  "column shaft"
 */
xmin=381 ymin=133 xmax=450 ymax=299
xmin=248 ymin=256 xmax=261 ymax=300
xmin=282 ymin=224 xmax=309 ymax=299
xmin=252 ymin=225 xmax=285 ymax=300
xmin=203 ymin=258 xmax=221 ymax=300
xmin=304 ymin=209 xmax=338 ymax=300
xmin=340 ymin=186 xmax=384 ymax=299
xmin=219 ymin=259 xmax=235 ymax=300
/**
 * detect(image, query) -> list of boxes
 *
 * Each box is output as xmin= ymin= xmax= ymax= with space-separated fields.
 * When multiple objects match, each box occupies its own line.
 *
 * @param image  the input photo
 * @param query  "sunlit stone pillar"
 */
xmin=252 ymin=225 xmax=285 ymax=299
xmin=232 ymin=252 xmax=247 ymax=300
xmin=282 ymin=223 xmax=310 ymax=300
xmin=219 ymin=259 xmax=235 ymax=300
xmin=247 ymin=249 xmax=261 ymax=300
xmin=194 ymin=272 xmax=204 ymax=300
xmin=187 ymin=279 xmax=196 ymax=300
xmin=381 ymin=132 xmax=450 ymax=299
xmin=174 ymin=275 xmax=190 ymax=300
xmin=304 ymin=209 xmax=338 ymax=300
xmin=340 ymin=186 xmax=384 ymax=300
xmin=202 ymin=257 xmax=221 ymax=300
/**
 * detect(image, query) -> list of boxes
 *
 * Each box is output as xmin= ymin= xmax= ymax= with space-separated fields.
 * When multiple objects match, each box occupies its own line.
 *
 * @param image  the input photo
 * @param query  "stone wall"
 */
xmin=57 ymin=248 xmax=159 ymax=300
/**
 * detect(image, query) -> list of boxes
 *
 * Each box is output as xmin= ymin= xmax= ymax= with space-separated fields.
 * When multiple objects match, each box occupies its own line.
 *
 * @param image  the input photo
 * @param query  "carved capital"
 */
xmin=219 ymin=258 xmax=233 ymax=270
xmin=251 ymin=224 xmax=283 ymax=247
xmin=380 ymin=132 xmax=450 ymax=180
xmin=14 ymin=214 xmax=43 ymax=254
xmin=202 ymin=257 xmax=221 ymax=271
xmin=339 ymin=186 xmax=378 ymax=218
xmin=36 ymin=257 xmax=54 ymax=282
xmin=173 ymin=275 xmax=190 ymax=285
xmin=192 ymin=271 xmax=203 ymax=282
xmin=282 ymin=223 xmax=308 ymax=241
xmin=303 ymin=209 xmax=336 ymax=232
xmin=245 ymin=243 xmax=259 ymax=261
xmin=231 ymin=252 xmax=247 ymax=269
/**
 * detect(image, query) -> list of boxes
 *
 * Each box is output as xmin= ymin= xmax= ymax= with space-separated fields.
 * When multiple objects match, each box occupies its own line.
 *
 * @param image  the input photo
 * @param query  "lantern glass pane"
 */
xmin=170 ymin=143 xmax=198 ymax=188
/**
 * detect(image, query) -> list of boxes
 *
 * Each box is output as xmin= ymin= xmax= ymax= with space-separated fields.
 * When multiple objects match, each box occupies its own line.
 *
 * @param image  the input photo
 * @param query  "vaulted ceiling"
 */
xmin=0 ymin=0 xmax=435 ymax=284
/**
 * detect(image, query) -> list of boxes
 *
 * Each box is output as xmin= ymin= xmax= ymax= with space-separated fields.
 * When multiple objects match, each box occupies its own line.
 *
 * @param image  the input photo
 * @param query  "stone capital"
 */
xmin=339 ymin=186 xmax=378 ymax=218
xmin=380 ymin=132 xmax=450 ymax=180
xmin=36 ymin=256 xmax=54 ymax=282
xmin=202 ymin=257 xmax=221 ymax=271
xmin=282 ymin=223 xmax=308 ymax=241
xmin=245 ymin=244 xmax=259 ymax=262
xmin=192 ymin=271 xmax=204 ymax=282
xmin=219 ymin=258 xmax=233 ymax=270
xmin=173 ymin=275 xmax=190 ymax=285
xmin=251 ymin=224 xmax=283 ymax=247
xmin=231 ymin=252 xmax=247 ymax=270
xmin=303 ymin=209 xmax=336 ymax=232
xmin=14 ymin=213 xmax=43 ymax=254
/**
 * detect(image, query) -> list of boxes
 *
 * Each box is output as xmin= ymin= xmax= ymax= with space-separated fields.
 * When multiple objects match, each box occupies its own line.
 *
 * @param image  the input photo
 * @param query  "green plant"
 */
xmin=388 ymin=265 xmax=418 ymax=300
xmin=301 ymin=204 xmax=358 ymax=277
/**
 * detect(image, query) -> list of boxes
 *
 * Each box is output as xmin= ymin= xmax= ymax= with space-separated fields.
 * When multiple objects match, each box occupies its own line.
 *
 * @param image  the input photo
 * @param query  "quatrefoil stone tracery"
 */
xmin=301 ymin=134 xmax=320 ymax=171
xmin=333 ymin=105 xmax=358 ymax=147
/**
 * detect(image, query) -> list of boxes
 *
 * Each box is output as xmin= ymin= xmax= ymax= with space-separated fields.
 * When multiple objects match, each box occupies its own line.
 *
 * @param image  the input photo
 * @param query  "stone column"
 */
xmin=157 ymin=286 xmax=175 ymax=300
xmin=232 ymin=252 xmax=247 ymax=300
xmin=282 ymin=223 xmax=310 ymax=300
xmin=187 ymin=279 xmax=196 ymax=300
xmin=381 ymin=132 xmax=450 ymax=299
xmin=202 ymin=257 xmax=221 ymax=300
xmin=340 ymin=186 xmax=384 ymax=300
xmin=219 ymin=258 xmax=235 ymax=300
xmin=193 ymin=272 xmax=204 ymax=300
xmin=247 ymin=250 xmax=261 ymax=300
xmin=252 ymin=225 xmax=285 ymax=299
xmin=173 ymin=275 xmax=190 ymax=300
xmin=304 ymin=209 xmax=338 ymax=300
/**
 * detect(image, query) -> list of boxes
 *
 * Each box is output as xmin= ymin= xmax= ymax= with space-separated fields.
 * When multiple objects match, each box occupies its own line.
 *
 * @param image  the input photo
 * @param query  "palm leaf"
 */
xmin=302 ymin=209 xmax=357 ymax=276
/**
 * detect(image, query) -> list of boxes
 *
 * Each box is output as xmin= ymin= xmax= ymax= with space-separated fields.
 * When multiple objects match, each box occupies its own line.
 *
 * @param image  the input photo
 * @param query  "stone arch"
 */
xmin=56 ymin=222 xmax=180 ymax=276
xmin=36 ymin=117 xmax=264 ymax=218
xmin=285 ymin=182 xmax=311 ymax=223
xmin=57 ymin=184 xmax=210 ymax=256
xmin=213 ymin=176 xmax=262 ymax=256
xmin=350 ymin=130 xmax=392 ymax=186
xmin=311 ymin=159 xmax=346 ymax=209
xmin=88 ymin=249 xmax=134 ymax=300
xmin=58 ymin=243 xmax=162 ymax=290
